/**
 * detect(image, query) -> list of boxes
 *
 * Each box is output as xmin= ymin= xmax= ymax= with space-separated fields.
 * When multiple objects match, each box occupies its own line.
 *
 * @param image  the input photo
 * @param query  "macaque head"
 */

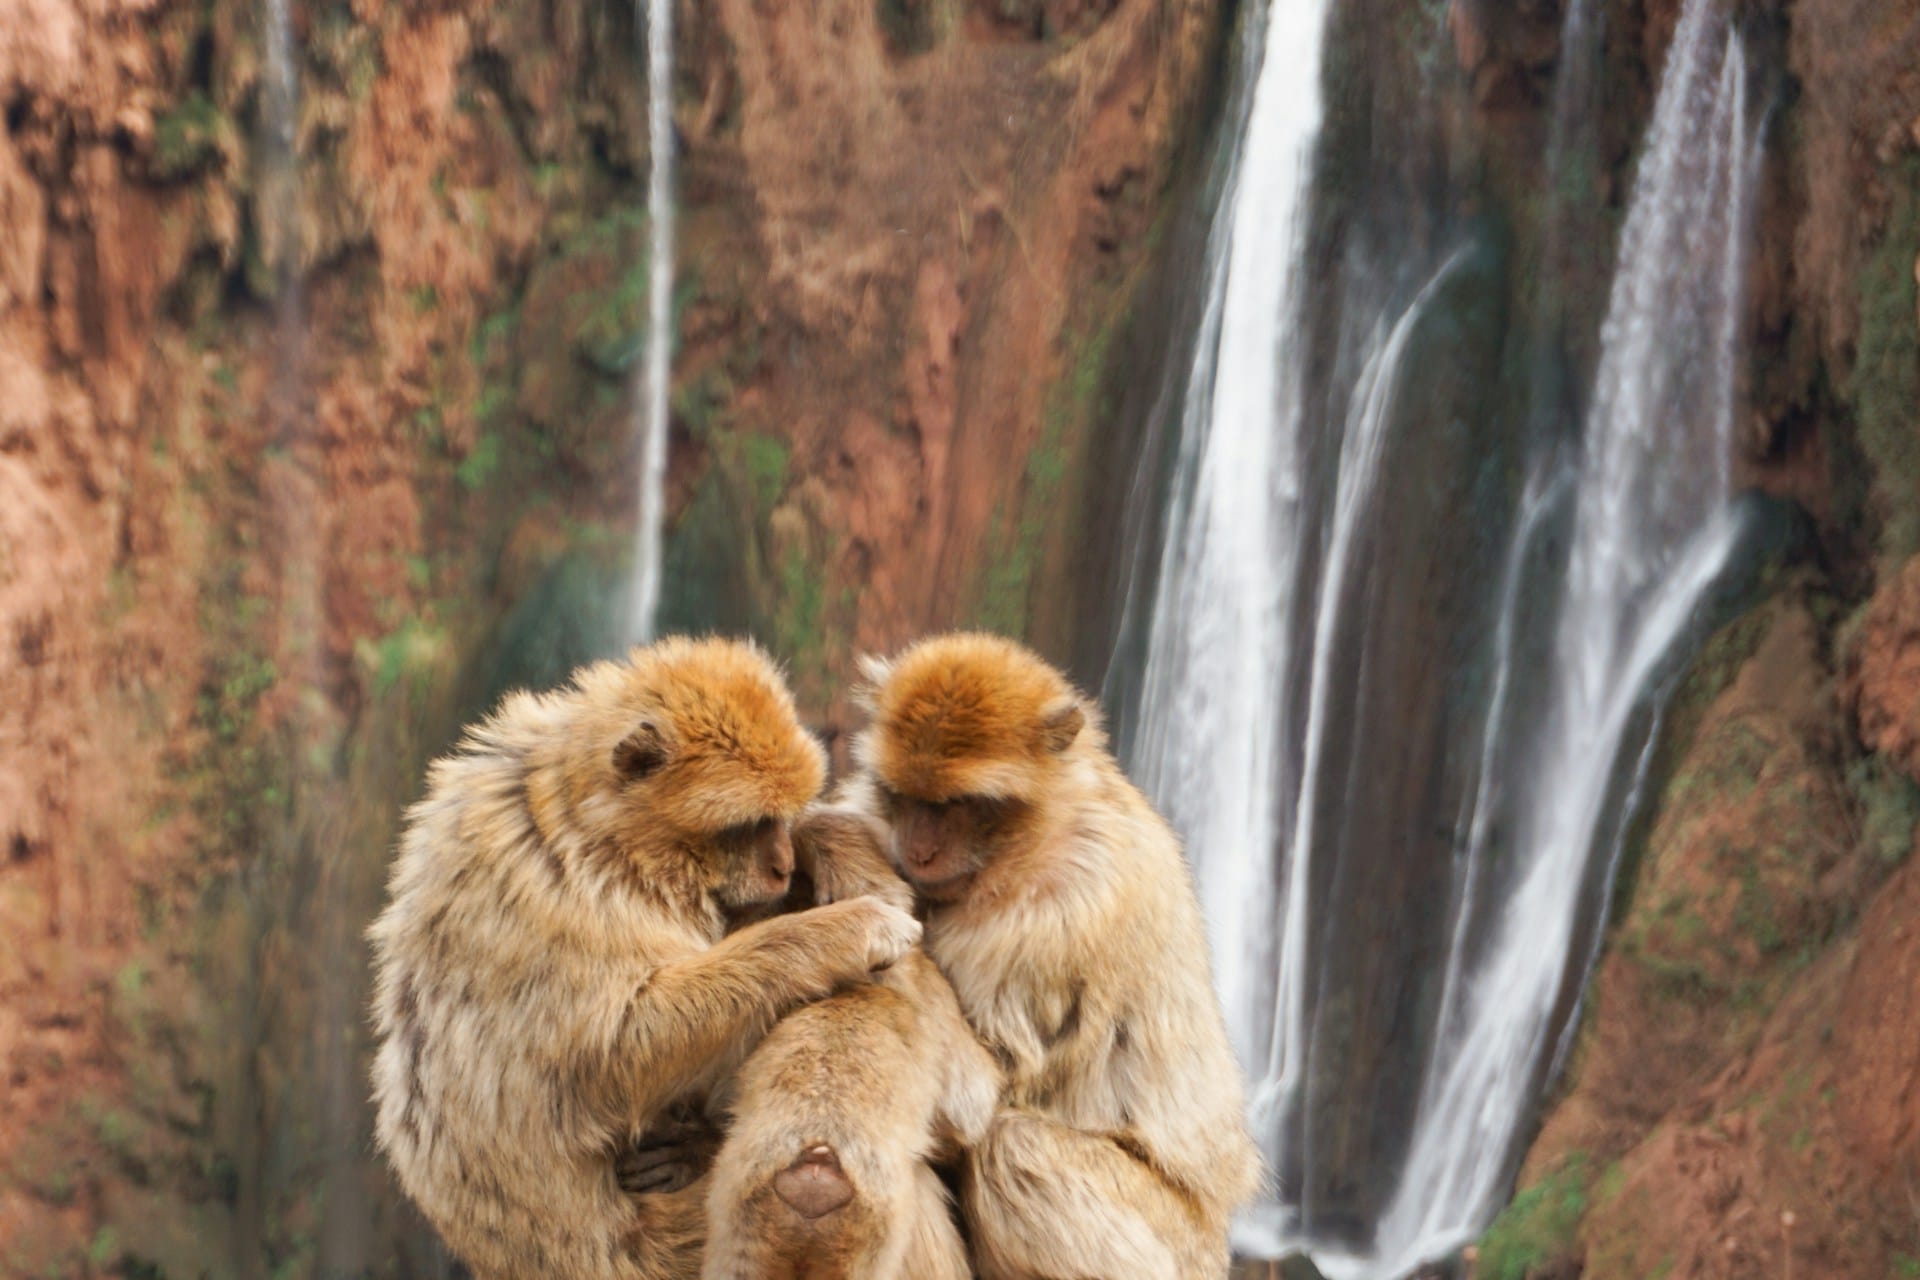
xmin=551 ymin=636 xmax=825 ymax=914
xmin=852 ymin=633 xmax=1093 ymax=902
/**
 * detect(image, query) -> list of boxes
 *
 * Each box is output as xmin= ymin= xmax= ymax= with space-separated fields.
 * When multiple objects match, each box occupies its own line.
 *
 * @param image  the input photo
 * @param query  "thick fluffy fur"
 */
xmin=702 ymin=950 xmax=1002 ymax=1280
xmin=368 ymin=637 xmax=920 ymax=1280
xmin=851 ymin=633 xmax=1262 ymax=1280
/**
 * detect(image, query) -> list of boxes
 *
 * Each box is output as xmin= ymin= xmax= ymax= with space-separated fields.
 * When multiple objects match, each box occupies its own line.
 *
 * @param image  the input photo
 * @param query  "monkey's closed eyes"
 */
xmin=715 ymin=816 xmax=779 ymax=849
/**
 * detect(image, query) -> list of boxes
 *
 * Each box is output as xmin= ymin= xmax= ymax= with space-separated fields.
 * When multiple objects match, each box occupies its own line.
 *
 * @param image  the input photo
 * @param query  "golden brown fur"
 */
xmin=849 ymin=632 xmax=1262 ymax=1280
xmin=702 ymin=949 xmax=1001 ymax=1280
xmin=368 ymin=637 xmax=921 ymax=1280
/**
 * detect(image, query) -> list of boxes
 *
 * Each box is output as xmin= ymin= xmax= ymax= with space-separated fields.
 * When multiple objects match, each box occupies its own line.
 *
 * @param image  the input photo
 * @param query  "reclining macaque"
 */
xmin=701 ymin=941 xmax=1001 ymax=1280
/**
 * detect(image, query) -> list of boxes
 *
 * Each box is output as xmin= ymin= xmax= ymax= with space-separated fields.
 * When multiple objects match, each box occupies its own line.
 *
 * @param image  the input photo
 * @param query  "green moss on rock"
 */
xmin=1852 ymin=157 xmax=1920 ymax=567
xmin=1476 ymin=1152 xmax=1598 ymax=1280
xmin=152 ymin=93 xmax=238 ymax=181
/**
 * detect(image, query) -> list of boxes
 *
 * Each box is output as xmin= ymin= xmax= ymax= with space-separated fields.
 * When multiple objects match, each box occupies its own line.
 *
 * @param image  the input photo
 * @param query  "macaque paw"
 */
xmin=848 ymin=896 xmax=922 ymax=971
xmin=615 ymin=1102 xmax=721 ymax=1195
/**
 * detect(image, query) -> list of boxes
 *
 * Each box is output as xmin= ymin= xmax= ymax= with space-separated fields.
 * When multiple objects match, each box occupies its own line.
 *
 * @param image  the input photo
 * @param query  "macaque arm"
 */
xmin=793 ymin=805 xmax=914 ymax=912
xmin=595 ymin=897 xmax=916 ymax=1123
xmin=882 ymin=952 xmax=1003 ymax=1146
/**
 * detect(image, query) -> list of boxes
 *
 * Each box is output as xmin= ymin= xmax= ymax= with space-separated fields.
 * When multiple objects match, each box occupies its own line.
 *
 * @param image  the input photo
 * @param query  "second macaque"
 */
xmin=847 ymin=632 xmax=1262 ymax=1280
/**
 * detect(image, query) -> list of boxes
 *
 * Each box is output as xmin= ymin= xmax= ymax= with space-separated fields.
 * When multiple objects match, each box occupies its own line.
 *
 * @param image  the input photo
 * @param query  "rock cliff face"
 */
xmin=0 ymin=0 xmax=1221 ymax=1273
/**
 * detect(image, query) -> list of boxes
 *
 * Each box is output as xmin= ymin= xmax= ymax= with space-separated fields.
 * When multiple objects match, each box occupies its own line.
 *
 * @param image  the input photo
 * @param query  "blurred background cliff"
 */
xmin=0 ymin=0 xmax=1915 ymax=1276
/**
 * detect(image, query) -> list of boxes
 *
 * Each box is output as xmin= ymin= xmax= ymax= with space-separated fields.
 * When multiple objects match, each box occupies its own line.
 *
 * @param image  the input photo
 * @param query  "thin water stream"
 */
xmin=629 ymin=0 xmax=676 ymax=642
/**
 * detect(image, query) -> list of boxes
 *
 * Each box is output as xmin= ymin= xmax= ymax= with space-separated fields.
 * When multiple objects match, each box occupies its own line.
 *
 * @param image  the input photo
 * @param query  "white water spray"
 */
xmin=1244 ymin=254 xmax=1463 ymax=1256
xmin=629 ymin=0 xmax=675 ymax=642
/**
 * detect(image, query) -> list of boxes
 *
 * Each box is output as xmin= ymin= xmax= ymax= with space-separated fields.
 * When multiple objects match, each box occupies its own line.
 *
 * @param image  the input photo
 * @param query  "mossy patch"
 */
xmin=1851 ymin=156 xmax=1920 ymax=568
xmin=151 ymin=93 xmax=237 ymax=181
xmin=355 ymin=616 xmax=452 ymax=704
xmin=1476 ymin=1152 xmax=1597 ymax=1280
xmin=1609 ymin=599 xmax=1773 ymax=911
xmin=1844 ymin=753 xmax=1920 ymax=868
xmin=740 ymin=434 xmax=791 ymax=512
xmin=875 ymin=0 xmax=963 ymax=55
xmin=773 ymin=541 xmax=829 ymax=679
xmin=456 ymin=431 xmax=504 ymax=491
xmin=971 ymin=314 xmax=1120 ymax=636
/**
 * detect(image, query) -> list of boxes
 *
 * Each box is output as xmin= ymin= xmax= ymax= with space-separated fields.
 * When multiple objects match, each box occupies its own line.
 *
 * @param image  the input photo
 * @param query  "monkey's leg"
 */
xmin=621 ymin=1181 xmax=707 ymax=1280
xmin=965 ymin=1110 xmax=1217 ymax=1280
xmin=704 ymin=1145 xmax=959 ymax=1280
xmin=890 ymin=1162 xmax=971 ymax=1280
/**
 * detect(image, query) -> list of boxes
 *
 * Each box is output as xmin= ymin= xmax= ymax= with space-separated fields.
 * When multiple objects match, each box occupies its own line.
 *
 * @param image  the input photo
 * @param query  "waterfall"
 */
xmin=1128 ymin=0 xmax=1760 ymax=1271
xmin=1250 ymin=249 xmax=1464 ymax=1206
xmin=263 ymin=0 xmax=296 ymax=151
xmin=629 ymin=0 xmax=675 ymax=642
xmin=256 ymin=0 xmax=302 ymax=368
xmin=258 ymin=0 xmax=301 ymax=304
xmin=1345 ymin=3 xmax=1760 ymax=1274
xmin=1130 ymin=0 xmax=1337 ymax=1132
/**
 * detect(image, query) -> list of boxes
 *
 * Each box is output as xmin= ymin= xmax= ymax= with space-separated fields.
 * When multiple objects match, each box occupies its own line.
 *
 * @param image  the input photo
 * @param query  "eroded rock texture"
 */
xmin=0 ymin=0 xmax=1221 ymax=1274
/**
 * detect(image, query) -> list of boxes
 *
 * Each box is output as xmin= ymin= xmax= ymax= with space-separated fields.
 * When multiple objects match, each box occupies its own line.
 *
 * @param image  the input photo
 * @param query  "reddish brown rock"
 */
xmin=1513 ymin=598 xmax=1920 ymax=1280
xmin=1831 ymin=853 xmax=1920 ymax=1180
xmin=1849 ymin=555 xmax=1920 ymax=785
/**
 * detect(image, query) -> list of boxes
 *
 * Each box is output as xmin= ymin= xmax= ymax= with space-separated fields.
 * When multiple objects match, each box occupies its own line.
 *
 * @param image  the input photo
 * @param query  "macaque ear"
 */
xmin=852 ymin=653 xmax=894 ymax=712
xmin=1038 ymin=698 xmax=1085 ymax=754
xmin=612 ymin=721 xmax=670 ymax=781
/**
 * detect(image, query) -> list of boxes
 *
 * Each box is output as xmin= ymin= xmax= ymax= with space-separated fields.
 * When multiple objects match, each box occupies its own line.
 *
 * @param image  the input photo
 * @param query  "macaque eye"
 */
xmin=957 ymin=795 xmax=1019 ymax=828
xmin=715 ymin=817 xmax=776 ymax=848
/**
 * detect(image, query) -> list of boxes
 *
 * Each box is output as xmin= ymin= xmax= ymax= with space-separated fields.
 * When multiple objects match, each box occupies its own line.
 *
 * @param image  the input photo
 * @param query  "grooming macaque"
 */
xmin=701 ymin=948 xmax=1002 ymax=1280
xmin=849 ymin=632 xmax=1262 ymax=1279
xmin=368 ymin=638 xmax=921 ymax=1280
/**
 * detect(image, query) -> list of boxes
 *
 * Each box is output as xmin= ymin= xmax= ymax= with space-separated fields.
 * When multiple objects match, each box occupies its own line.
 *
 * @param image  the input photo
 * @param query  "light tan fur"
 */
xmin=849 ymin=633 xmax=1262 ymax=1280
xmin=702 ymin=949 xmax=1002 ymax=1280
xmin=368 ymin=637 xmax=921 ymax=1280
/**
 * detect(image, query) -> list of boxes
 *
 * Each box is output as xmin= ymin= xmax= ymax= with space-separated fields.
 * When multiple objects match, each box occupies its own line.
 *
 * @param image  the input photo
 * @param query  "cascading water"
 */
xmin=1131 ymin=0 xmax=1337 ymax=1103
xmin=1360 ymin=9 xmax=1758 ymax=1274
xmin=1252 ymin=246 xmax=1463 ymax=1185
xmin=1127 ymin=0 xmax=1762 ymax=1272
xmin=259 ymin=0 xmax=301 ymax=311
xmin=629 ymin=0 xmax=676 ymax=642
xmin=262 ymin=0 xmax=297 ymax=154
